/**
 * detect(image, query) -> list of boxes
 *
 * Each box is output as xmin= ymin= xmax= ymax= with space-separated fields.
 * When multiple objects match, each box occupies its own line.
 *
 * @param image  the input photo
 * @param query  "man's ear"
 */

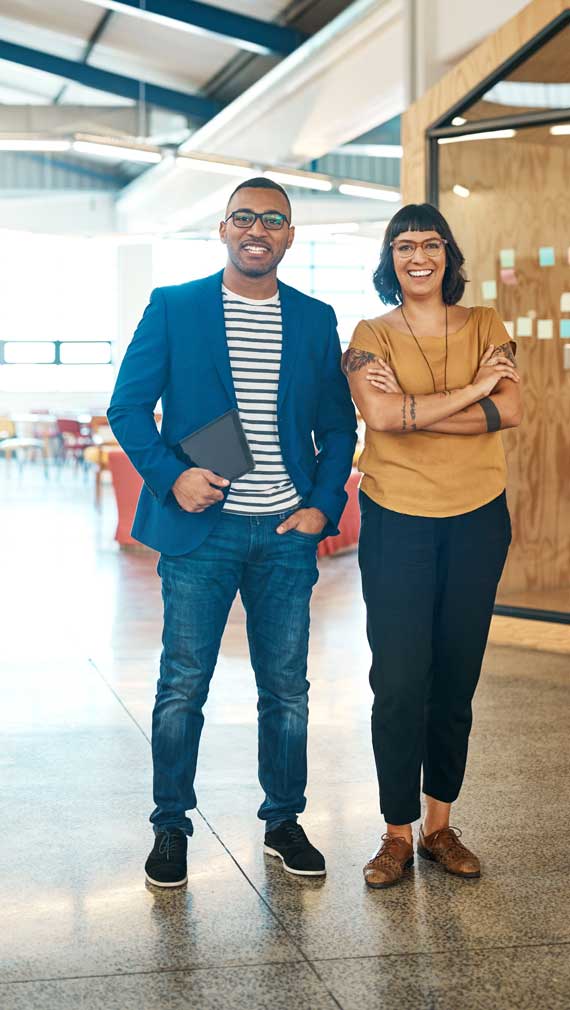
xmin=286 ymin=225 xmax=295 ymax=250
xmin=219 ymin=221 xmax=227 ymax=245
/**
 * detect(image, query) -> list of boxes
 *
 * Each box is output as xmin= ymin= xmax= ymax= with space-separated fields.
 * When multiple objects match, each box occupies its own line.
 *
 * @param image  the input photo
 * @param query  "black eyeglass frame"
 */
xmin=224 ymin=209 xmax=291 ymax=230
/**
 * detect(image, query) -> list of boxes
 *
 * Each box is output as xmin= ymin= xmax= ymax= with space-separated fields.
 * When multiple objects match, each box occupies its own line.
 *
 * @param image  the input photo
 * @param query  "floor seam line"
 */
xmin=0 ymin=958 xmax=311 ymax=987
xmin=309 ymin=937 xmax=570 ymax=964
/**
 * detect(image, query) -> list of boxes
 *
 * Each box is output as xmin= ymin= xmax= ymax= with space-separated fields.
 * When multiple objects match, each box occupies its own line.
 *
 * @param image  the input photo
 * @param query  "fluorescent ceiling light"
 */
xmin=438 ymin=129 xmax=516 ymax=145
xmin=0 ymin=138 xmax=72 ymax=152
xmin=77 ymin=0 xmax=271 ymax=55
xmin=452 ymin=184 xmax=470 ymax=198
xmin=177 ymin=154 xmax=254 ymax=178
xmin=264 ymin=170 xmax=333 ymax=192
xmin=333 ymin=144 xmax=403 ymax=158
xmin=296 ymin=222 xmax=360 ymax=235
xmin=73 ymin=140 xmax=162 ymax=163
xmin=550 ymin=124 xmax=570 ymax=135
xmin=451 ymin=116 xmax=467 ymax=126
xmin=338 ymin=183 xmax=400 ymax=202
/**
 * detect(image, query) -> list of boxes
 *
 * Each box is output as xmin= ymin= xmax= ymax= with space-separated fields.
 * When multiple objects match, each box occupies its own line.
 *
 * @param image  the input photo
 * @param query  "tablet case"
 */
xmin=178 ymin=409 xmax=255 ymax=482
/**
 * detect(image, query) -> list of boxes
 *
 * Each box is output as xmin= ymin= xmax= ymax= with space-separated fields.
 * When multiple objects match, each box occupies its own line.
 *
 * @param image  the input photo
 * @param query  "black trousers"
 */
xmin=358 ymin=490 xmax=511 ymax=825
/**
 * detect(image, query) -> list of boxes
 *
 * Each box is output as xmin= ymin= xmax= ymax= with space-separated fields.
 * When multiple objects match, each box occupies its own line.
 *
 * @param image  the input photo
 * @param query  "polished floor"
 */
xmin=2 ymin=463 xmax=570 ymax=1010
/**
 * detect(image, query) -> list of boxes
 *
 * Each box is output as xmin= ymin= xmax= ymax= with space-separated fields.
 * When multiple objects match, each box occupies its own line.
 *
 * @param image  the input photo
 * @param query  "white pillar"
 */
xmin=116 ymin=243 xmax=153 ymax=370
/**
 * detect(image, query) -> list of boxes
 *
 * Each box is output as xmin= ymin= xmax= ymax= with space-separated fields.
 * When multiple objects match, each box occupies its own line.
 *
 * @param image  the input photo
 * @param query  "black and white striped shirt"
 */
xmin=222 ymin=285 xmax=302 ymax=515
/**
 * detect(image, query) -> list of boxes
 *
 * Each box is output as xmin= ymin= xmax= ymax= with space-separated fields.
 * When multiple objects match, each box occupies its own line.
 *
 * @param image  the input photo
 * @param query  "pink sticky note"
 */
xmin=500 ymin=268 xmax=517 ymax=286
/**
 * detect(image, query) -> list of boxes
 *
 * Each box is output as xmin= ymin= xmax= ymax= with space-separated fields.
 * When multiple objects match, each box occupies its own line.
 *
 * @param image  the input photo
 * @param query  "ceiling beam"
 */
xmin=78 ymin=0 xmax=306 ymax=57
xmin=0 ymin=38 xmax=221 ymax=120
xmin=53 ymin=8 xmax=114 ymax=105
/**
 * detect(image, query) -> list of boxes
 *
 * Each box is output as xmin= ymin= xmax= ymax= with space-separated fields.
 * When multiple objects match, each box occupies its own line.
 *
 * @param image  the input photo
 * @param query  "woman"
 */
xmin=343 ymin=204 xmax=522 ymax=888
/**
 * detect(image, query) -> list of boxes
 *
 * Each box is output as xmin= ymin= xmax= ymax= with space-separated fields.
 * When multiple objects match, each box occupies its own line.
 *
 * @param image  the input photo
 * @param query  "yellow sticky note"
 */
xmin=517 ymin=317 xmax=532 ymax=337
xmin=537 ymin=319 xmax=553 ymax=339
xmin=504 ymin=321 xmax=514 ymax=339
xmin=482 ymin=280 xmax=497 ymax=300
xmin=500 ymin=249 xmax=515 ymax=268
xmin=561 ymin=292 xmax=570 ymax=312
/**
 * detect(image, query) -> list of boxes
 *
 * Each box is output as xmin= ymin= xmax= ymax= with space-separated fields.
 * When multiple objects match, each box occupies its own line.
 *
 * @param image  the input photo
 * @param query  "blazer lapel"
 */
xmin=278 ymin=280 xmax=301 ymax=413
xmin=199 ymin=270 xmax=236 ymax=405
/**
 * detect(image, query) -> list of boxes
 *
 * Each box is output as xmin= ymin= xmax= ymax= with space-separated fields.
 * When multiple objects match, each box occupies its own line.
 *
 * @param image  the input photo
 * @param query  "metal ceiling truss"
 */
xmin=85 ymin=0 xmax=305 ymax=56
xmin=0 ymin=38 xmax=221 ymax=120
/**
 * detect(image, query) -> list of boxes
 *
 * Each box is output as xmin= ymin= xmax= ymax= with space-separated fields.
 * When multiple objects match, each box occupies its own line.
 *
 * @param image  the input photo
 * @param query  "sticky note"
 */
xmin=537 ymin=319 xmax=553 ymax=339
xmin=561 ymin=319 xmax=570 ymax=338
xmin=482 ymin=280 xmax=497 ymax=300
xmin=561 ymin=292 xmax=570 ymax=312
xmin=500 ymin=268 xmax=517 ymax=286
xmin=539 ymin=246 xmax=555 ymax=266
xmin=517 ymin=317 xmax=532 ymax=337
xmin=504 ymin=321 xmax=514 ymax=338
xmin=500 ymin=249 xmax=515 ymax=268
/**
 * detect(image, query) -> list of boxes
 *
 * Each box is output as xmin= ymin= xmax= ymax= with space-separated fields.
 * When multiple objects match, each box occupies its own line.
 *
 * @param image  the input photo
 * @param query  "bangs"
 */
xmin=388 ymin=204 xmax=447 ymax=239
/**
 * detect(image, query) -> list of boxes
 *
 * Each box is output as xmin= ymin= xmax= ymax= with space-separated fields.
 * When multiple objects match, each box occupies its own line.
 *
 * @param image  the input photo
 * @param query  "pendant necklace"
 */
xmin=400 ymin=304 xmax=448 ymax=393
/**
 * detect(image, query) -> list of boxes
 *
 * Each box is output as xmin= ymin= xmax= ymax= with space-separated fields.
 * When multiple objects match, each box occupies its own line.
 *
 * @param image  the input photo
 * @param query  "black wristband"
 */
xmin=479 ymin=396 xmax=501 ymax=432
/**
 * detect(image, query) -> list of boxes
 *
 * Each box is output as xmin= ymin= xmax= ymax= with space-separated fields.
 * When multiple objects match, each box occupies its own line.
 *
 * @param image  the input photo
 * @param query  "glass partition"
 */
xmin=427 ymin=12 xmax=570 ymax=624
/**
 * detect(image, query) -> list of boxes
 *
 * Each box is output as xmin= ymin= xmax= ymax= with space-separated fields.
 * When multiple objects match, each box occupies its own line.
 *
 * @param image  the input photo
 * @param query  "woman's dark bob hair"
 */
xmin=373 ymin=203 xmax=468 ymax=306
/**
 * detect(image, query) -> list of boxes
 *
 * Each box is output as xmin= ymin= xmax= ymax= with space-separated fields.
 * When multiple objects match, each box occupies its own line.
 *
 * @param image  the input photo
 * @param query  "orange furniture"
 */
xmin=107 ymin=450 xmax=361 ymax=555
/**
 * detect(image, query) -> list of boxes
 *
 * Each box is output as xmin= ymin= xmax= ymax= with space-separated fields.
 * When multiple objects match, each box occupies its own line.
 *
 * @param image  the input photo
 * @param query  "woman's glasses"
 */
xmin=225 ymin=209 xmax=290 ymax=231
xmin=391 ymin=238 xmax=448 ymax=259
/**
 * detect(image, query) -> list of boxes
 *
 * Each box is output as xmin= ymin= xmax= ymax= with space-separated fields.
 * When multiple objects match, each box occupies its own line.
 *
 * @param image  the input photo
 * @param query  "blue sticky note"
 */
xmin=539 ymin=246 xmax=555 ymax=266
xmin=560 ymin=319 xmax=570 ymax=338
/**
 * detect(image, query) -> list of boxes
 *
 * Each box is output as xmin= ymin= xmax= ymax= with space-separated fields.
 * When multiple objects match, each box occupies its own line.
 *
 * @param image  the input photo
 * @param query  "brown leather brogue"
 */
xmin=363 ymin=833 xmax=414 ymax=889
xmin=418 ymin=826 xmax=481 ymax=878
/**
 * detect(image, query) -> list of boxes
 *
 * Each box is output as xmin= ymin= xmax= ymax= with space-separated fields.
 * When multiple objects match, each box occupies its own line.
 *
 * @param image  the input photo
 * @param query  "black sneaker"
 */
xmin=263 ymin=821 xmax=326 ymax=876
xmin=145 ymin=828 xmax=188 ymax=887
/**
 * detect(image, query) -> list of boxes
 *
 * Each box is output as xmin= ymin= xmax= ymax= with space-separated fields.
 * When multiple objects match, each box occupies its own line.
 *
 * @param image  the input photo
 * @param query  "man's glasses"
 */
xmin=391 ymin=238 xmax=448 ymax=259
xmin=225 ymin=209 xmax=290 ymax=231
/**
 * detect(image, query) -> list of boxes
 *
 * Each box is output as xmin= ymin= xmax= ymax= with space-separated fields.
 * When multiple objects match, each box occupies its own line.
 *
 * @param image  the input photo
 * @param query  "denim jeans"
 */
xmin=150 ymin=510 xmax=320 ymax=836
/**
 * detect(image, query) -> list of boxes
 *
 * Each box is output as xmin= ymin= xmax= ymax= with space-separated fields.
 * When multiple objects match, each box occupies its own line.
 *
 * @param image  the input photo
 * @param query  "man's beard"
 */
xmin=228 ymin=246 xmax=282 ymax=278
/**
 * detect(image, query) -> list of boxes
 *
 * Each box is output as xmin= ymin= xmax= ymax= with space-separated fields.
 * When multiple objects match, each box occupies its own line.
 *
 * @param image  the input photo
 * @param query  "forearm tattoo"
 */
xmin=410 ymin=394 xmax=417 ymax=430
xmin=400 ymin=393 xmax=418 ymax=432
xmin=341 ymin=348 xmax=379 ymax=375
xmin=491 ymin=341 xmax=516 ymax=366
xmin=478 ymin=396 xmax=502 ymax=432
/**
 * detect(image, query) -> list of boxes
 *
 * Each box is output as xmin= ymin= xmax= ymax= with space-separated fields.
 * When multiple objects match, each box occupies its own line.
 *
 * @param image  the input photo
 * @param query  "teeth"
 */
xmin=409 ymin=270 xmax=432 ymax=277
xmin=243 ymin=245 xmax=268 ymax=254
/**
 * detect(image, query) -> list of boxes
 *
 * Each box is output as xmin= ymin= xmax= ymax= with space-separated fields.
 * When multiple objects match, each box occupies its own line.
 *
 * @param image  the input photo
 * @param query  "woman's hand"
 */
xmin=365 ymin=360 xmax=403 ymax=394
xmin=471 ymin=345 xmax=519 ymax=398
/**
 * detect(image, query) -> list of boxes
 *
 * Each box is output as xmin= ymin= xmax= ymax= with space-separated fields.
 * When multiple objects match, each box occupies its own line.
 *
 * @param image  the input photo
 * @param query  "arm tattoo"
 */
xmin=342 ymin=348 xmax=379 ymax=375
xmin=401 ymin=394 xmax=407 ymax=432
xmin=491 ymin=341 xmax=516 ymax=366
xmin=410 ymin=394 xmax=417 ymax=430
xmin=478 ymin=396 xmax=502 ymax=432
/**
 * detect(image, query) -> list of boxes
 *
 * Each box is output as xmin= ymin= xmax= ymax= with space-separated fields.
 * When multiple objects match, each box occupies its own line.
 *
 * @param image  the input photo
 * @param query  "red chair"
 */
xmin=56 ymin=418 xmax=93 ymax=465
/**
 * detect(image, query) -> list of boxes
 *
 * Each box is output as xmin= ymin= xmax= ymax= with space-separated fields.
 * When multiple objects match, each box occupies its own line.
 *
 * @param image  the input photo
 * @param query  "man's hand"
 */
xmin=172 ymin=468 xmax=229 ymax=512
xmin=276 ymin=507 xmax=327 ymax=535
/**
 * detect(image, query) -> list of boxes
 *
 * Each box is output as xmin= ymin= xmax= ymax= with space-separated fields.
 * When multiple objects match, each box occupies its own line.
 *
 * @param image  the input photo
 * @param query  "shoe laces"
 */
xmin=430 ymin=826 xmax=466 ymax=852
xmin=282 ymin=822 xmax=306 ymax=845
xmin=371 ymin=832 xmax=410 ymax=868
xmin=158 ymin=829 xmax=185 ymax=860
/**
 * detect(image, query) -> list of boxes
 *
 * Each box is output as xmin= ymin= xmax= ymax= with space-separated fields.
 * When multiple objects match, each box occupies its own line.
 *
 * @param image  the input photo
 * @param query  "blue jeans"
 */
xmin=150 ymin=510 xmax=320 ymax=836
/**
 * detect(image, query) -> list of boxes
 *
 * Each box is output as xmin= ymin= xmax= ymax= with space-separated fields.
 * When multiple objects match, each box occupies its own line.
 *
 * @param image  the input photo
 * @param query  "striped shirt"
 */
xmin=222 ymin=285 xmax=301 ymax=515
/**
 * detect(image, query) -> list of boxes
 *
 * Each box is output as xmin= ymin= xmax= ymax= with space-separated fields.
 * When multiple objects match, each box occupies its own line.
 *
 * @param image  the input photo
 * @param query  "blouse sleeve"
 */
xmin=480 ymin=307 xmax=517 ymax=358
xmin=348 ymin=318 xmax=390 ymax=360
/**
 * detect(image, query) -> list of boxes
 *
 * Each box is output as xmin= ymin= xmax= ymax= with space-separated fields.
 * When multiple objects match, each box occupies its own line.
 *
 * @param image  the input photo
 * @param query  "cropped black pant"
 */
xmin=358 ymin=490 xmax=511 ymax=826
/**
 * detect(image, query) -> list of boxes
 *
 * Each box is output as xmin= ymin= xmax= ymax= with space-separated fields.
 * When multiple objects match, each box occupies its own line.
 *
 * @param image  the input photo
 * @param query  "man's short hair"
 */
xmin=226 ymin=177 xmax=291 ymax=216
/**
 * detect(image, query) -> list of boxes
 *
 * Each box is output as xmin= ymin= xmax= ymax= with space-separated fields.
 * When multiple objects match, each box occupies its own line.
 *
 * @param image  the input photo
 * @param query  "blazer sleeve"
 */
xmin=107 ymin=287 xmax=188 ymax=505
xmin=304 ymin=306 xmax=357 ymax=533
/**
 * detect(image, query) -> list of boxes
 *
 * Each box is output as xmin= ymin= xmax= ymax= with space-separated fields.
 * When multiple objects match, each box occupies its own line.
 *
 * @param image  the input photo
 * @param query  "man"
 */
xmin=108 ymin=178 xmax=356 ymax=887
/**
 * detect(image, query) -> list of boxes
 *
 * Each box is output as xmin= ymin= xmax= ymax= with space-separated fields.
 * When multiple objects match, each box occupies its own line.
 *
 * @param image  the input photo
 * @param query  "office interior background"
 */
xmin=1 ymin=1 xmax=569 ymax=1008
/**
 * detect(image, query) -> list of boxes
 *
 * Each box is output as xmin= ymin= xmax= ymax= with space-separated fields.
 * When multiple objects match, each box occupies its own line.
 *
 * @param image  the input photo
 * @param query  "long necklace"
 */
xmin=400 ymin=304 xmax=448 ymax=393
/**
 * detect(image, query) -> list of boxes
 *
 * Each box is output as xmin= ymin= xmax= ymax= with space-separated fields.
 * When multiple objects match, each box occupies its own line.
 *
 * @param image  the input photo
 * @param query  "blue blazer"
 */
xmin=107 ymin=270 xmax=357 ymax=555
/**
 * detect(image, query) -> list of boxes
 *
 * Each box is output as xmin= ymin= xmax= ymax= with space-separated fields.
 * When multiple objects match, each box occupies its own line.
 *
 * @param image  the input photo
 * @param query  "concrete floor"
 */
xmin=2 ymin=463 xmax=570 ymax=1010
